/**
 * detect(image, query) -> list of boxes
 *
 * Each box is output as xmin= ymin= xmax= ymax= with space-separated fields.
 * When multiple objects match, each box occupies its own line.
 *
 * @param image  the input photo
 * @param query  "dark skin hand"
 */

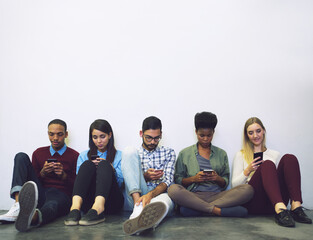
xmin=182 ymin=171 xmax=226 ymax=188
xmin=40 ymin=161 xmax=66 ymax=180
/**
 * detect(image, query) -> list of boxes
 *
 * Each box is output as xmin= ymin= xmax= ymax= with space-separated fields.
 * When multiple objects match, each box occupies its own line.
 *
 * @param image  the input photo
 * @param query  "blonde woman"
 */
xmin=232 ymin=117 xmax=311 ymax=227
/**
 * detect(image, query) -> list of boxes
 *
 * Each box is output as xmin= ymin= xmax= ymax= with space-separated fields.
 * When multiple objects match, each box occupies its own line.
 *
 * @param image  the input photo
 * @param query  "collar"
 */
xmin=97 ymin=150 xmax=108 ymax=158
xmin=50 ymin=144 xmax=67 ymax=156
xmin=193 ymin=143 xmax=215 ymax=155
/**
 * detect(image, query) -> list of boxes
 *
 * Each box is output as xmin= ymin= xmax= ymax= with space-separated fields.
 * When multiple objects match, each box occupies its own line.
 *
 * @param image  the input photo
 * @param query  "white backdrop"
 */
xmin=1 ymin=1 xmax=312 ymax=210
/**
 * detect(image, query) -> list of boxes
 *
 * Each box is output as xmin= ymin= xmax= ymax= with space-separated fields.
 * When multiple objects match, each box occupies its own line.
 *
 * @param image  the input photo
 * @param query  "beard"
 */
xmin=143 ymin=141 xmax=158 ymax=151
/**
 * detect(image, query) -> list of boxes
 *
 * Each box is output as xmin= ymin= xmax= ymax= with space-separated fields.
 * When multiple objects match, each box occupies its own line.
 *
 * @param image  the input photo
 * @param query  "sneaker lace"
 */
xmin=5 ymin=203 xmax=19 ymax=216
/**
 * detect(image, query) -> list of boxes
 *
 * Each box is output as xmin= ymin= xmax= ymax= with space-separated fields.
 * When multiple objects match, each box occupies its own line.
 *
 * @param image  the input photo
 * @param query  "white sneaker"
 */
xmin=0 ymin=202 xmax=20 ymax=222
xmin=129 ymin=202 xmax=143 ymax=219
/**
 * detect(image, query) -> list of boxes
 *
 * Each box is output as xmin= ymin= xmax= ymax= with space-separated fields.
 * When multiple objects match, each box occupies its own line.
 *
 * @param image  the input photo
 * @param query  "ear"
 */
xmin=65 ymin=131 xmax=68 ymax=138
xmin=139 ymin=130 xmax=143 ymax=137
xmin=108 ymin=132 xmax=112 ymax=139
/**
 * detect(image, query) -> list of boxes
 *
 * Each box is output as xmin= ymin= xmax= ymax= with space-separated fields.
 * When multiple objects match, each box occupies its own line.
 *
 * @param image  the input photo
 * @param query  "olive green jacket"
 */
xmin=174 ymin=144 xmax=229 ymax=191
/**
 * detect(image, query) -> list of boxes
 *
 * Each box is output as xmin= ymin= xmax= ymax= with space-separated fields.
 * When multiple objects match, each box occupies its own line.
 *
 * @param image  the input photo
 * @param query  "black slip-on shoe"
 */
xmin=79 ymin=209 xmax=105 ymax=226
xmin=275 ymin=209 xmax=295 ymax=228
xmin=64 ymin=209 xmax=81 ymax=226
xmin=290 ymin=207 xmax=312 ymax=224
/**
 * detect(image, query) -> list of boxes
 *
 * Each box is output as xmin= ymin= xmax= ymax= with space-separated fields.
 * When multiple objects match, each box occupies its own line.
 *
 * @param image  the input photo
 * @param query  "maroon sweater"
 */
xmin=31 ymin=146 xmax=79 ymax=197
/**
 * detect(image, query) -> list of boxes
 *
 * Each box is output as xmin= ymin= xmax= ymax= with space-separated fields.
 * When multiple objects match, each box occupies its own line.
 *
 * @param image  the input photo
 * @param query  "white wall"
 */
xmin=1 ymin=1 xmax=312 ymax=209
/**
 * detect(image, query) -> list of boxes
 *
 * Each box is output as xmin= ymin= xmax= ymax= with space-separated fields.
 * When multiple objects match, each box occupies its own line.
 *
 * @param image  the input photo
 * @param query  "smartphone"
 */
xmin=254 ymin=152 xmax=263 ymax=165
xmin=203 ymin=169 xmax=214 ymax=175
xmin=47 ymin=159 xmax=58 ymax=163
xmin=91 ymin=155 xmax=99 ymax=160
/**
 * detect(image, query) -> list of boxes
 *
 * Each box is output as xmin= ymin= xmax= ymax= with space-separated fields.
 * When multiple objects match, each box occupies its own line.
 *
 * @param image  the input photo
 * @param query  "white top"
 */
xmin=231 ymin=148 xmax=280 ymax=187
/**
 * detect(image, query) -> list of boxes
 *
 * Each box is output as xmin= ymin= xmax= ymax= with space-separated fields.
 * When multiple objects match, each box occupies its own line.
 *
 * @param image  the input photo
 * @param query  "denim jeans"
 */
xmin=10 ymin=152 xmax=71 ymax=225
xmin=121 ymin=147 xmax=174 ymax=215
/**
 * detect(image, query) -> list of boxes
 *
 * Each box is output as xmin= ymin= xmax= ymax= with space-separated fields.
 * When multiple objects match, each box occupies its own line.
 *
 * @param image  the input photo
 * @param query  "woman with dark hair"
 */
xmin=64 ymin=119 xmax=124 ymax=226
xmin=168 ymin=112 xmax=253 ymax=218
xmin=232 ymin=117 xmax=311 ymax=227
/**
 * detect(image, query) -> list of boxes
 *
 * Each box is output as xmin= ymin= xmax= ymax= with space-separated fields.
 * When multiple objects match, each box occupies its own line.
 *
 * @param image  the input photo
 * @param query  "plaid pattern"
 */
xmin=138 ymin=145 xmax=176 ymax=188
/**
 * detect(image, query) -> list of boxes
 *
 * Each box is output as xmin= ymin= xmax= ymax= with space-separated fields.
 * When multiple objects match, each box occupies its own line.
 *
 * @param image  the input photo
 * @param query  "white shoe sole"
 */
xmin=0 ymin=216 xmax=17 ymax=222
xmin=15 ymin=181 xmax=38 ymax=232
xmin=123 ymin=202 xmax=166 ymax=235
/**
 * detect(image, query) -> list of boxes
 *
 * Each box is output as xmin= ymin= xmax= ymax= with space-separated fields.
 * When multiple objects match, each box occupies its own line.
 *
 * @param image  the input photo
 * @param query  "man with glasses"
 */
xmin=121 ymin=116 xmax=176 ymax=235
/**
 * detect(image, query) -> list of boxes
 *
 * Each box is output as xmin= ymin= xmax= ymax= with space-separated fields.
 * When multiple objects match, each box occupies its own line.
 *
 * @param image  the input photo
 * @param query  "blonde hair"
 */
xmin=241 ymin=117 xmax=266 ymax=165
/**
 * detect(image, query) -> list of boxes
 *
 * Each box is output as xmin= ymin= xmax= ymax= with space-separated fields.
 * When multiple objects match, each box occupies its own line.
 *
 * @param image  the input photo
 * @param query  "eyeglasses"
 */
xmin=143 ymin=135 xmax=162 ymax=142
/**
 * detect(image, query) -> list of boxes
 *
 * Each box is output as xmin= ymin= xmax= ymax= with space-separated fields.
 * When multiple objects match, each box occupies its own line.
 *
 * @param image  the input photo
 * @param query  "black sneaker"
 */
xmin=15 ymin=181 xmax=38 ymax=232
xmin=79 ymin=209 xmax=105 ymax=226
xmin=275 ymin=209 xmax=295 ymax=227
xmin=64 ymin=209 xmax=81 ymax=226
xmin=290 ymin=207 xmax=312 ymax=224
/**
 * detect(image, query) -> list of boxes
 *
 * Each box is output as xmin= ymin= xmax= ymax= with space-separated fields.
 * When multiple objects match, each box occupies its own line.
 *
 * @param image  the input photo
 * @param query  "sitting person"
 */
xmin=168 ymin=112 xmax=253 ymax=217
xmin=0 ymin=119 xmax=79 ymax=232
xmin=121 ymin=116 xmax=176 ymax=235
xmin=64 ymin=119 xmax=124 ymax=226
xmin=232 ymin=117 xmax=312 ymax=227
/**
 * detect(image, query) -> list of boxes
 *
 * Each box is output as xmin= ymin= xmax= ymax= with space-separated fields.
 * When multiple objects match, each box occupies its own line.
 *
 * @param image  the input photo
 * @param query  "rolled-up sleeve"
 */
xmin=162 ymin=148 xmax=176 ymax=187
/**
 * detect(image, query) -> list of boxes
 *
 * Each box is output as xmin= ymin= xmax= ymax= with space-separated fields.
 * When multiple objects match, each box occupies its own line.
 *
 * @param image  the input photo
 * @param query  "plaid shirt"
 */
xmin=138 ymin=145 xmax=176 ymax=189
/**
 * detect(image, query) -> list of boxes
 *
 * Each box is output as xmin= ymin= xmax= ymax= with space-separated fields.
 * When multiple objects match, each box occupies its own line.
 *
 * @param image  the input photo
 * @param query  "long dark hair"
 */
xmin=87 ymin=119 xmax=117 ymax=164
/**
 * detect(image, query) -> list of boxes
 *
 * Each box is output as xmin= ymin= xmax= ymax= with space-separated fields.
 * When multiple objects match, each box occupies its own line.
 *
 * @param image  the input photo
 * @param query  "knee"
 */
xmin=122 ymin=147 xmax=137 ymax=161
xmin=281 ymin=154 xmax=298 ymax=164
xmin=121 ymin=146 xmax=139 ymax=170
xmin=168 ymin=184 xmax=183 ymax=198
xmin=98 ymin=159 xmax=112 ymax=169
xmin=241 ymin=184 xmax=254 ymax=199
xmin=80 ymin=160 xmax=96 ymax=170
xmin=261 ymin=160 xmax=276 ymax=168
xmin=14 ymin=152 xmax=30 ymax=165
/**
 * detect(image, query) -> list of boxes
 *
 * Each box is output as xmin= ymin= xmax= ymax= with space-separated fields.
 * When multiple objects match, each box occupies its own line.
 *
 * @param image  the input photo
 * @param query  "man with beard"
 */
xmin=0 ymin=119 xmax=79 ymax=232
xmin=121 ymin=116 xmax=176 ymax=235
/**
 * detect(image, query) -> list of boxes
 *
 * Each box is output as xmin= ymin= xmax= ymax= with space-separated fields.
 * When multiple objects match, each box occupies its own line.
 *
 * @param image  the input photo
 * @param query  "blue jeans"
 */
xmin=10 ymin=152 xmax=71 ymax=225
xmin=121 ymin=147 xmax=151 ymax=210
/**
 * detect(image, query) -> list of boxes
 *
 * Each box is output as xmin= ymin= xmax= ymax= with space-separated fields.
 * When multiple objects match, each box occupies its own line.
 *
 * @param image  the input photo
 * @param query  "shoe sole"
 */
xmin=79 ymin=218 xmax=105 ymax=226
xmin=0 ymin=217 xmax=17 ymax=223
xmin=64 ymin=220 xmax=79 ymax=226
xmin=15 ymin=181 xmax=38 ymax=232
xmin=123 ymin=202 xmax=167 ymax=235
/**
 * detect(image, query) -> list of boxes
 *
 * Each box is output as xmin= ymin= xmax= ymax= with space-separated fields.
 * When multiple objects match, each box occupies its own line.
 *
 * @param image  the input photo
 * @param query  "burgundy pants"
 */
xmin=244 ymin=154 xmax=302 ymax=214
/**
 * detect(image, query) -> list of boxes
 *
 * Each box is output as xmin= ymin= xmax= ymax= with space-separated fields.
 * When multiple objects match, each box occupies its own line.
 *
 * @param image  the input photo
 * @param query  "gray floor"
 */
xmin=0 ymin=210 xmax=312 ymax=240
